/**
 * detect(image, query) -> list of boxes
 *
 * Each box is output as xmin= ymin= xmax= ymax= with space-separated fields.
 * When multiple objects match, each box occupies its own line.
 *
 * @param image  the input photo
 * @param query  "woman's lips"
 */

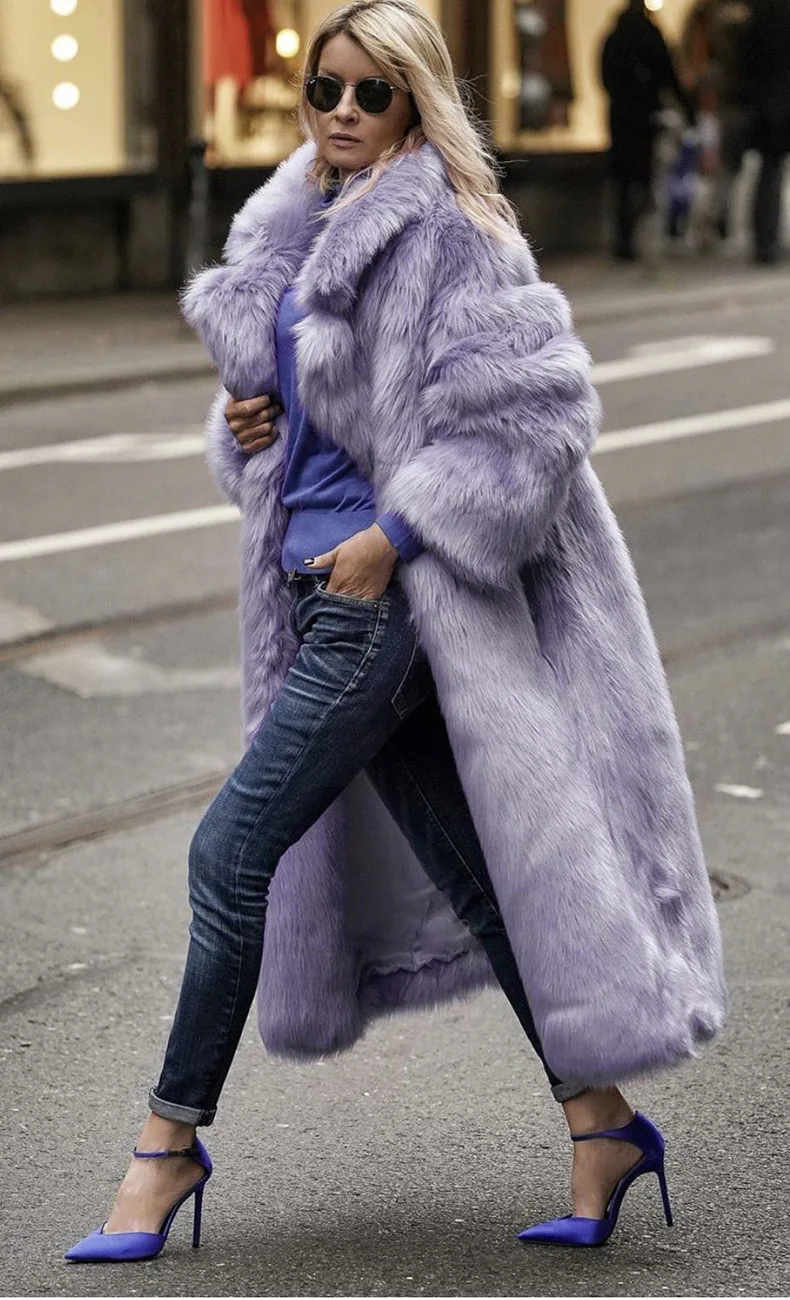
xmin=329 ymin=136 xmax=361 ymax=148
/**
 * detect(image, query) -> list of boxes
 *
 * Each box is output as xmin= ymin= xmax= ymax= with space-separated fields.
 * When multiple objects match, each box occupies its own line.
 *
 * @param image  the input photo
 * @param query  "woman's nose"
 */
xmin=335 ymin=86 xmax=358 ymax=117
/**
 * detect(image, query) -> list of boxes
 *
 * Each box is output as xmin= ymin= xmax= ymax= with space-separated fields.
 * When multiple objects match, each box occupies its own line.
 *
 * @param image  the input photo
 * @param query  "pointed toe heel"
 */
xmin=518 ymin=1111 xmax=673 ymax=1248
xmin=64 ymin=1138 xmax=212 ymax=1264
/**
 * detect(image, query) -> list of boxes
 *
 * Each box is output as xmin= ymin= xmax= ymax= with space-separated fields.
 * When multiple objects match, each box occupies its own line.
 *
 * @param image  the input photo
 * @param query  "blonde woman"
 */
xmin=66 ymin=0 xmax=725 ymax=1263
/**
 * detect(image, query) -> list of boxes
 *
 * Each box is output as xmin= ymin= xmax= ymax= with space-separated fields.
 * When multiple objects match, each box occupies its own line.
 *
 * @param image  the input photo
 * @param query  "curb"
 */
xmin=2 ymin=271 xmax=789 ymax=407
xmin=0 ymin=359 xmax=214 ymax=409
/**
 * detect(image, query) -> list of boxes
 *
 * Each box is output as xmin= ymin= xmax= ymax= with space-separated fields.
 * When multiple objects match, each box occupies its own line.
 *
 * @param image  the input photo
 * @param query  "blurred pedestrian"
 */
xmin=741 ymin=0 xmax=790 ymax=262
xmin=65 ymin=0 xmax=726 ymax=1266
xmin=601 ymin=0 xmax=696 ymax=259
xmin=682 ymin=0 xmax=753 ymax=241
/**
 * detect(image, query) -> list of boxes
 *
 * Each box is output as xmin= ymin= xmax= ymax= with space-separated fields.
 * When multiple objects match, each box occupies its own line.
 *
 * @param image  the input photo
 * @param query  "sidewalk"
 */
xmin=0 ymin=293 xmax=207 ymax=407
xmin=3 ymin=253 xmax=790 ymax=407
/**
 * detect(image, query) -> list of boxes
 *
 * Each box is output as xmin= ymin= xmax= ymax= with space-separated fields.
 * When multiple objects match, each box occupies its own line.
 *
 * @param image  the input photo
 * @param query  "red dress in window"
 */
xmin=203 ymin=0 xmax=276 ymax=86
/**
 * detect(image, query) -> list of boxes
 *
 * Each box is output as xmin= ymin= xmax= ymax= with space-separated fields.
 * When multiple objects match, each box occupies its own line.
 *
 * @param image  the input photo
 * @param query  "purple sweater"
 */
xmin=277 ymin=192 xmax=422 ymax=575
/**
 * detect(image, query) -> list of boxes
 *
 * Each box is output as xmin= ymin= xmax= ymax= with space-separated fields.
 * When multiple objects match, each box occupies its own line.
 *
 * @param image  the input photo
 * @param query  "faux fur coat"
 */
xmin=182 ymin=138 xmax=727 ymax=1087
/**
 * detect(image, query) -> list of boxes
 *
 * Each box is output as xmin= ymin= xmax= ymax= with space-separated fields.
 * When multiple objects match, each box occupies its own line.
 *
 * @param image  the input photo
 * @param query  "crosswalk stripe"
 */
xmin=593 ymin=398 xmax=790 ymax=455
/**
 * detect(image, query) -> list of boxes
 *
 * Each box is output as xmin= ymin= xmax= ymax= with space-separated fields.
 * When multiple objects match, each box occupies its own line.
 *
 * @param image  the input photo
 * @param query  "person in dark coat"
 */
xmin=741 ymin=0 xmax=790 ymax=262
xmin=601 ymin=0 xmax=695 ymax=259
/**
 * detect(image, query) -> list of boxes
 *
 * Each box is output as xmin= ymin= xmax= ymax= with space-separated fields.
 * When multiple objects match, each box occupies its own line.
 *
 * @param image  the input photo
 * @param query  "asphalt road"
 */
xmin=1 ymin=286 xmax=789 ymax=1297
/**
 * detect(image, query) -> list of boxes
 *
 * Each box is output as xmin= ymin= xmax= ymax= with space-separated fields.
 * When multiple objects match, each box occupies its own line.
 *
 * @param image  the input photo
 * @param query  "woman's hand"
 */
xmin=225 ymin=393 xmax=283 ymax=455
xmin=307 ymin=525 xmax=398 ymax=599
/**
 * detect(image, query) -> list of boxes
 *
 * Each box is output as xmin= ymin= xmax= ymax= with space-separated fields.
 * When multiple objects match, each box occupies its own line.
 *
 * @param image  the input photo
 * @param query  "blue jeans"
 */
xmin=150 ymin=574 xmax=579 ymax=1125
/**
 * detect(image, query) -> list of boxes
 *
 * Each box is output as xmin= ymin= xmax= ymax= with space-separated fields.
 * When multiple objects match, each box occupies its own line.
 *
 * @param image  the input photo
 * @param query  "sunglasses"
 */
xmin=305 ymin=74 xmax=409 ymax=115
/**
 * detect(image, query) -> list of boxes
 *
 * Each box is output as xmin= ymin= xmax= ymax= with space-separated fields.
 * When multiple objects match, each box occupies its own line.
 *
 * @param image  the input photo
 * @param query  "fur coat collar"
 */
xmin=182 ymin=138 xmax=727 ymax=1088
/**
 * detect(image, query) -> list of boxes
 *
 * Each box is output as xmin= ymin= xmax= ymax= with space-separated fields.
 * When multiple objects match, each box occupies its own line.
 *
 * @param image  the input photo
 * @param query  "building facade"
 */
xmin=0 ymin=0 xmax=711 ymax=299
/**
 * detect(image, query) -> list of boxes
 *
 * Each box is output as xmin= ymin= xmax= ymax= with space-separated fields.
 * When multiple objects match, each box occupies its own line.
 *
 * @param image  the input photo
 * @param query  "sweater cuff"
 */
xmin=375 ymin=512 xmax=424 ymax=563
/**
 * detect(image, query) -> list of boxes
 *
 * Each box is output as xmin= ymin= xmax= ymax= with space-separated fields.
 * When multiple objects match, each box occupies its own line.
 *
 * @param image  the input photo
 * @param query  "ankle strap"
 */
xmin=571 ymin=1114 xmax=639 ymax=1144
xmin=132 ymin=1144 xmax=198 ymax=1159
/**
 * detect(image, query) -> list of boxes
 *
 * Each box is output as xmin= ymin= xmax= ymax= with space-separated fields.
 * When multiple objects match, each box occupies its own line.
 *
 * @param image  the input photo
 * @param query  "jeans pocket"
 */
xmin=317 ymin=580 xmax=384 ymax=610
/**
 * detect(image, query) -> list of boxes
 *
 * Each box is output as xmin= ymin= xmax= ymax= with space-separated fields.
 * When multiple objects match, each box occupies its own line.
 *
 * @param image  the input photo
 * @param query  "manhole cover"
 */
xmin=710 ymin=871 xmax=751 ymax=903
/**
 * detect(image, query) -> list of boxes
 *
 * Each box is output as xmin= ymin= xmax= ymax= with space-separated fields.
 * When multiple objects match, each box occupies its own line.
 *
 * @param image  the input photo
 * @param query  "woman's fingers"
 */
xmin=225 ymin=393 xmax=283 ymax=436
xmin=236 ymin=429 xmax=279 ymax=455
xmin=226 ymin=394 xmax=271 ymax=420
xmin=232 ymin=418 xmax=277 ymax=442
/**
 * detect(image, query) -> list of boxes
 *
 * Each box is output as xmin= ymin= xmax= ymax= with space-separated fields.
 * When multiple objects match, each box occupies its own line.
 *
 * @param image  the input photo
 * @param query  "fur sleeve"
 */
xmin=179 ymin=252 xmax=289 ymax=401
xmin=205 ymin=386 xmax=246 ymax=507
xmin=178 ymin=142 xmax=316 ymax=400
xmin=377 ymin=279 xmax=602 ymax=590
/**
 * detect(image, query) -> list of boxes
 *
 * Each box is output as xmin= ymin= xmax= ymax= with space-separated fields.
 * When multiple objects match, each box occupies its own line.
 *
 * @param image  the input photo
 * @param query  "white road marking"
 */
xmin=592 ymin=335 xmax=774 ymax=385
xmin=0 ymin=363 xmax=788 ymax=564
xmin=0 ymin=504 xmax=239 ymax=565
xmin=714 ymin=783 xmax=764 ymax=800
xmin=593 ymin=398 xmax=790 ymax=455
xmin=0 ymin=336 xmax=774 ymax=473
xmin=1 ymin=392 xmax=788 ymax=563
xmin=776 ymin=722 xmax=790 ymax=736
xmin=18 ymin=642 xmax=240 ymax=697
xmin=0 ymin=431 xmax=204 ymax=472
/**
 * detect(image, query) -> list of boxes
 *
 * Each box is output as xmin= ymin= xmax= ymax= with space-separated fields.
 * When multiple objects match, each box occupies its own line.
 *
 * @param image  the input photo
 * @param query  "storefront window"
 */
xmin=202 ymin=0 xmax=440 ymax=169
xmin=0 ymin=0 xmax=156 ymax=180
xmin=491 ymin=0 xmax=699 ymax=153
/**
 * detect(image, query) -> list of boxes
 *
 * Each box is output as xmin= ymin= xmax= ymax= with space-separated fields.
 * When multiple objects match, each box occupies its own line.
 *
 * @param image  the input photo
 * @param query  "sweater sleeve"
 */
xmin=375 ymin=512 xmax=424 ymax=563
xmin=377 ymin=279 xmax=602 ymax=591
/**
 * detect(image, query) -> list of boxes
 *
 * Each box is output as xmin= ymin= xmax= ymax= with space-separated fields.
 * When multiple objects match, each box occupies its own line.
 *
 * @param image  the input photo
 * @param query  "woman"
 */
xmin=66 ymin=0 xmax=726 ymax=1264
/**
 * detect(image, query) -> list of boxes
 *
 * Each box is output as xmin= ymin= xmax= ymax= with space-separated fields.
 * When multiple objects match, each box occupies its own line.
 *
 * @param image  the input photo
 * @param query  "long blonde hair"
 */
xmin=296 ymin=0 xmax=523 ymax=246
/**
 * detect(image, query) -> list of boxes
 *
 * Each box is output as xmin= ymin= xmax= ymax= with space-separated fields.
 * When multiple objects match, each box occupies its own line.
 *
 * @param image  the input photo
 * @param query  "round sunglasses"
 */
xmin=305 ymin=74 xmax=410 ymax=116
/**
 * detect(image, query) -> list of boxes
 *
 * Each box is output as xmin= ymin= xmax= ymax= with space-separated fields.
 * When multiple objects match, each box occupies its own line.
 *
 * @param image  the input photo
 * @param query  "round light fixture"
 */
xmin=51 ymin=0 xmax=78 ymax=14
xmin=275 ymin=28 xmax=300 ymax=59
xmin=52 ymin=81 xmax=80 ymax=110
xmin=645 ymin=0 xmax=664 ymax=10
xmin=52 ymin=34 xmax=79 ymax=61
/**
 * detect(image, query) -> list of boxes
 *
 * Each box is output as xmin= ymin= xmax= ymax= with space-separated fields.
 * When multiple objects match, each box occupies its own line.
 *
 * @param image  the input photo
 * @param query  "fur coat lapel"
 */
xmin=181 ymin=139 xmax=727 ymax=1088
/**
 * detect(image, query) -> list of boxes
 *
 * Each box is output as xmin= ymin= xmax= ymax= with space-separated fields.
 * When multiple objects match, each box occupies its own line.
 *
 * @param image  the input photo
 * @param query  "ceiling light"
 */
xmin=52 ymin=34 xmax=79 ymax=61
xmin=52 ymin=81 xmax=80 ymax=110
xmin=275 ymin=28 xmax=300 ymax=59
xmin=51 ymin=0 xmax=78 ymax=14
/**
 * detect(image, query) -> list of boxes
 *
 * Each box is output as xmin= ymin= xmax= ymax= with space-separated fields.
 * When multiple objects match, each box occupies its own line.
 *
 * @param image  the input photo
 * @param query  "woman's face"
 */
xmin=309 ymin=33 xmax=417 ymax=179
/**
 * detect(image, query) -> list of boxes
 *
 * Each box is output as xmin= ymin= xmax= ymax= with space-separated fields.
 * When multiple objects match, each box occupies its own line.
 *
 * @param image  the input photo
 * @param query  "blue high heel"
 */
xmin=518 ymin=1111 xmax=673 ymax=1247
xmin=64 ymin=1139 xmax=212 ymax=1263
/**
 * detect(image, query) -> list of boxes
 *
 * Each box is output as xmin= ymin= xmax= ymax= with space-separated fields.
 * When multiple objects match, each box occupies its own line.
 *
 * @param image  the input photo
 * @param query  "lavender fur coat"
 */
xmin=182 ymin=138 xmax=726 ymax=1086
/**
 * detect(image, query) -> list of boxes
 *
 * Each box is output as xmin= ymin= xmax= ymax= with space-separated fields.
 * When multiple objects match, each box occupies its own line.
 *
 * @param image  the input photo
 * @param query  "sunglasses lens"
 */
xmin=356 ymin=79 xmax=394 ymax=114
xmin=307 ymin=76 xmax=342 ymax=112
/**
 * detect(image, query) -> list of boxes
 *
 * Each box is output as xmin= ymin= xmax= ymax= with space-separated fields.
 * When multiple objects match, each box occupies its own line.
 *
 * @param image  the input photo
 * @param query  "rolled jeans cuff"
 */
xmin=148 ymin=1088 xmax=216 ymax=1128
xmin=551 ymin=1080 xmax=589 ymax=1104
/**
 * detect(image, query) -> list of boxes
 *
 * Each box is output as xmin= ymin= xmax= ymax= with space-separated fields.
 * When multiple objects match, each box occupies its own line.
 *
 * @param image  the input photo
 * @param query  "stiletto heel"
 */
xmin=192 ymin=1185 xmax=204 ymax=1248
xmin=64 ymin=1139 xmax=212 ymax=1263
xmin=657 ymin=1162 xmax=673 ymax=1227
xmin=518 ymin=1111 xmax=672 ymax=1247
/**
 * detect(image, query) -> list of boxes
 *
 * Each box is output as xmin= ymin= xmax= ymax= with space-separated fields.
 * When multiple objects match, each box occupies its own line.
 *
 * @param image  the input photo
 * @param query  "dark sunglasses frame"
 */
xmin=305 ymin=74 xmax=410 ymax=115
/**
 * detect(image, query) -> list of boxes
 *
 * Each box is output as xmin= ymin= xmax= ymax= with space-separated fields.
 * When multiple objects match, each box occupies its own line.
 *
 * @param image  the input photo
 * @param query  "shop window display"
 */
xmin=514 ymin=1 xmax=573 ymax=132
xmin=202 ymin=0 xmax=441 ymax=168
xmin=492 ymin=0 xmax=698 ymax=153
xmin=0 ymin=0 xmax=156 ymax=180
xmin=203 ymin=0 xmax=303 ymax=166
